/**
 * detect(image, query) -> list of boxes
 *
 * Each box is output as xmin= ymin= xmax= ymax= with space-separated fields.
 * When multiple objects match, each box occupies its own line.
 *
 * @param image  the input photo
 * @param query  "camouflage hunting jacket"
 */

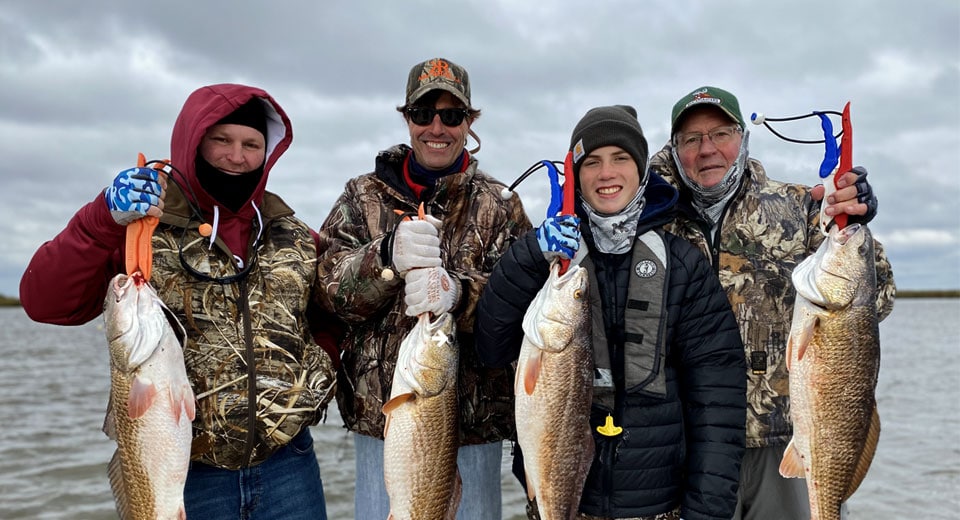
xmin=649 ymin=144 xmax=896 ymax=448
xmin=151 ymin=184 xmax=336 ymax=469
xmin=315 ymin=144 xmax=532 ymax=444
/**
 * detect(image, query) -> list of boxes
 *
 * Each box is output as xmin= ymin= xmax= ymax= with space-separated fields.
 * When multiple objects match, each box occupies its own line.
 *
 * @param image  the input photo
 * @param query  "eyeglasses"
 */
xmin=405 ymin=106 xmax=469 ymax=127
xmin=674 ymin=125 xmax=742 ymax=152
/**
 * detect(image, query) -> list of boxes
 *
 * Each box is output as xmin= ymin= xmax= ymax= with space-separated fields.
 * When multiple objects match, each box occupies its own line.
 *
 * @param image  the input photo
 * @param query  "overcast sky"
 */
xmin=1 ymin=0 xmax=957 ymax=298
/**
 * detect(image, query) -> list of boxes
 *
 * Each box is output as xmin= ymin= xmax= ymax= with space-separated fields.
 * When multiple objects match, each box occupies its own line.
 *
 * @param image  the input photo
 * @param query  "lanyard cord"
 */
xmin=749 ymin=110 xmax=844 ymax=144
xmin=146 ymin=159 xmax=261 ymax=285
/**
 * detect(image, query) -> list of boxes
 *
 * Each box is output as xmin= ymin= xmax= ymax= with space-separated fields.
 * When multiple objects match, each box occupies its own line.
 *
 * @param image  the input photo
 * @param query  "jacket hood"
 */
xmin=640 ymin=171 xmax=679 ymax=223
xmin=169 ymin=83 xmax=293 ymax=220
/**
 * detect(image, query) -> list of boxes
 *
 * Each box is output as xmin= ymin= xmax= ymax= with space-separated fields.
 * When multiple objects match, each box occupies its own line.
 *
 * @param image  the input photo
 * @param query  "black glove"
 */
xmin=847 ymin=166 xmax=878 ymax=225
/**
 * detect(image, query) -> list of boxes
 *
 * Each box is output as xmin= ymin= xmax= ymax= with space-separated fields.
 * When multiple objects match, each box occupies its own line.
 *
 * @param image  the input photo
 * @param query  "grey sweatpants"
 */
xmin=732 ymin=444 xmax=848 ymax=520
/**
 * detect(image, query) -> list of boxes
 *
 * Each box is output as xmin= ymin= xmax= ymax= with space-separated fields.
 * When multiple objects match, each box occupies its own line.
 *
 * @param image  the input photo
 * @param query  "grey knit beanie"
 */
xmin=569 ymin=105 xmax=649 ymax=179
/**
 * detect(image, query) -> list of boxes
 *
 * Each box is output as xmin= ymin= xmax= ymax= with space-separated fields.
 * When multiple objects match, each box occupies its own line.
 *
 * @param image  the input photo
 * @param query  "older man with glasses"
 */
xmin=648 ymin=85 xmax=896 ymax=520
xmin=313 ymin=57 xmax=532 ymax=520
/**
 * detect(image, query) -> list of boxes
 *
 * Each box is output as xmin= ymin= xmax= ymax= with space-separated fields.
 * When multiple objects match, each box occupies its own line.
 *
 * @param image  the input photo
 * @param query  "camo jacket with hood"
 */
xmin=315 ymin=144 xmax=532 ymax=444
xmin=20 ymin=84 xmax=337 ymax=469
xmin=648 ymin=143 xmax=896 ymax=449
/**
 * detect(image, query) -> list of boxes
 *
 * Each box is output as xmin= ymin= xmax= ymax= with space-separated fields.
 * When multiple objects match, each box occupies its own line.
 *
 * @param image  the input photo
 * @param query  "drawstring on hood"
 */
xmin=201 ymin=199 xmax=265 ymax=270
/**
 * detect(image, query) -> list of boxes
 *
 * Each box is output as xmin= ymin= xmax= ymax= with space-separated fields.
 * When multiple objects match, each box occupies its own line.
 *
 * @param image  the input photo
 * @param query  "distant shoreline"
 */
xmin=889 ymin=290 xmax=960 ymax=298
xmin=0 ymin=290 xmax=958 ymax=307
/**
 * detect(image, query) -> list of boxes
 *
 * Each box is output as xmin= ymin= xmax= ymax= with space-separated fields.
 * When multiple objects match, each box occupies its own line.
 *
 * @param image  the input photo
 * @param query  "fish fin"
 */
xmin=170 ymin=382 xmax=196 ymax=423
xmin=445 ymin=470 xmax=462 ymax=520
xmin=523 ymin=350 xmax=542 ymax=395
xmin=844 ymin=405 xmax=881 ymax=501
xmin=779 ymin=438 xmax=806 ymax=478
xmin=580 ymin=429 xmax=595 ymax=475
xmin=184 ymin=387 xmax=197 ymax=422
xmin=514 ymin=358 xmax=522 ymax=391
xmin=127 ymin=376 xmax=157 ymax=419
xmin=525 ymin=474 xmax=536 ymax=501
xmin=178 ymin=506 xmax=186 ymax=520
xmin=573 ymin=428 xmax=595 ymax=507
xmin=795 ymin=317 xmax=818 ymax=361
xmin=785 ymin=335 xmax=793 ymax=371
xmin=382 ymin=393 xmax=414 ymax=415
xmin=107 ymin=450 xmax=133 ymax=520
xmin=102 ymin=394 xmax=117 ymax=440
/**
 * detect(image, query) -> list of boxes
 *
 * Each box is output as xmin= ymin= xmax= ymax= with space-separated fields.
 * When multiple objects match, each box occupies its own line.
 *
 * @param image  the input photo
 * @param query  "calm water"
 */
xmin=1 ymin=299 xmax=957 ymax=519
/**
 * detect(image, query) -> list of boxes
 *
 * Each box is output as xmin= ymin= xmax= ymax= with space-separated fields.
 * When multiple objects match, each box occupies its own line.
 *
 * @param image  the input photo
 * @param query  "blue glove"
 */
xmin=104 ymin=167 xmax=163 ymax=225
xmin=536 ymin=215 xmax=581 ymax=261
xmin=847 ymin=166 xmax=878 ymax=225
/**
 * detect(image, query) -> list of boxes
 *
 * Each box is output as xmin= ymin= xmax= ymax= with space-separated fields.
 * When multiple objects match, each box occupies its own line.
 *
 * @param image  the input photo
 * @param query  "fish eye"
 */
xmin=574 ymin=289 xmax=583 ymax=299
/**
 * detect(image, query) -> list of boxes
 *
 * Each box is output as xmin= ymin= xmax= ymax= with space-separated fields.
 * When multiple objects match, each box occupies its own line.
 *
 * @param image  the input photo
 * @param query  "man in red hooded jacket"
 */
xmin=20 ymin=83 xmax=338 ymax=519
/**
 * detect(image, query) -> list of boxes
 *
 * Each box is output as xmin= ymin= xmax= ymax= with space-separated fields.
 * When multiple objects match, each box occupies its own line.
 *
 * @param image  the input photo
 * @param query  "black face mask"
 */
xmin=195 ymin=155 xmax=264 ymax=212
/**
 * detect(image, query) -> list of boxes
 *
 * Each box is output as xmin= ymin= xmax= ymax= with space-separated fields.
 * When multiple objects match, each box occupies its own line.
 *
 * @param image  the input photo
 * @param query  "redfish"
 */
xmin=103 ymin=273 xmax=194 ymax=520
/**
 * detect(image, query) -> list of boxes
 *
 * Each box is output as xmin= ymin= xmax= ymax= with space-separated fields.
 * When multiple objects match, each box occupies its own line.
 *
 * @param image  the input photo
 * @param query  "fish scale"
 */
xmin=782 ymin=224 xmax=881 ymax=520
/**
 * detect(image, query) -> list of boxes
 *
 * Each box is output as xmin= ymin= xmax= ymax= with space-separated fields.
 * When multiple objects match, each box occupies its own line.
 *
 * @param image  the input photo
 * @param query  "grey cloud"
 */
xmin=0 ymin=0 xmax=957 ymax=296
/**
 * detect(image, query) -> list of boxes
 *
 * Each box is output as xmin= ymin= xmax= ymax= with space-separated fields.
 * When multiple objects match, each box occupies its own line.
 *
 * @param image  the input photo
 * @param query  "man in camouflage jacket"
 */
xmin=648 ymin=86 xmax=895 ymax=520
xmin=314 ymin=58 xmax=532 ymax=519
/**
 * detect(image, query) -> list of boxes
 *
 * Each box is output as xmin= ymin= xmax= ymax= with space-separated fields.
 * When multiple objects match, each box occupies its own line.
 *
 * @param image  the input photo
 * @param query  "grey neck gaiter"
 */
xmin=581 ymin=186 xmax=645 ymax=254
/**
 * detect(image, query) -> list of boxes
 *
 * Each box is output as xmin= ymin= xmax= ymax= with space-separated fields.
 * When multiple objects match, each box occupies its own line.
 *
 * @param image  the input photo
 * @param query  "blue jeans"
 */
xmin=355 ymin=433 xmax=503 ymax=519
xmin=184 ymin=428 xmax=327 ymax=519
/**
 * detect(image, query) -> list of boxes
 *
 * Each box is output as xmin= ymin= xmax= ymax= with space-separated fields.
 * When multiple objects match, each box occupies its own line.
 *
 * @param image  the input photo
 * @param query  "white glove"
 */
xmin=404 ymin=266 xmax=460 ymax=317
xmin=392 ymin=215 xmax=442 ymax=276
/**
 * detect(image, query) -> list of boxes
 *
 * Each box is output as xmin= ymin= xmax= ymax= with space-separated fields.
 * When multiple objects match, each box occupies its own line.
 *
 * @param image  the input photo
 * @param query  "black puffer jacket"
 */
xmin=475 ymin=173 xmax=746 ymax=520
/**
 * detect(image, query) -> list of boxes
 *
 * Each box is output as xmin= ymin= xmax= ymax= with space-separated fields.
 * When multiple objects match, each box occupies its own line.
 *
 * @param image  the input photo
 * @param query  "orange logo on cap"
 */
xmin=420 ymin=59 xmax=460 ymax=84
xmin=685 ymin=88 xmax=721 ymax=110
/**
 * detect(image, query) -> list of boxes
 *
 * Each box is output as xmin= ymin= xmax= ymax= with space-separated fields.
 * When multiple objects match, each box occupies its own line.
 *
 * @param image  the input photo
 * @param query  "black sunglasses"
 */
xmin=406 ymin=106 xmax=469 ymax=127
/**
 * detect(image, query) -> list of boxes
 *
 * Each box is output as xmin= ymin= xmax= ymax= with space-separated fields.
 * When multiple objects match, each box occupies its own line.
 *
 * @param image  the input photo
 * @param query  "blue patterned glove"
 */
xmin=536 ymin=215 xmax=581 ymax=261
xmin=104 ymin=167 xmax=162 ymax=225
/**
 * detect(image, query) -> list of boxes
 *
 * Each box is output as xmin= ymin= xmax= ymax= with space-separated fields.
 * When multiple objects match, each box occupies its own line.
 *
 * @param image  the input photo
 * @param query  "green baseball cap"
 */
xmin=405 ymin=57 xmax=471 ymax=108
xmin=671 ymin=86 xmax=745 ymax=134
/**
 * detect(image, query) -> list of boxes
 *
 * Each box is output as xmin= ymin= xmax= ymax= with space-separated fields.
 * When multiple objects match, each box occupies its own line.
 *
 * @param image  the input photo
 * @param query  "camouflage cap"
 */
xmin=671 ymin=86 xmax=746 ymax=134
xmin=405 ymin=57 xmax=471 ymax=108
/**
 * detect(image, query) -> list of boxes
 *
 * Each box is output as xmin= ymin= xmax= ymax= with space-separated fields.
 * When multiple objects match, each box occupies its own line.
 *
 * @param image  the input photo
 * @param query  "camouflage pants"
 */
xmin=526 ymin=498 xmax=681 ymax=520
